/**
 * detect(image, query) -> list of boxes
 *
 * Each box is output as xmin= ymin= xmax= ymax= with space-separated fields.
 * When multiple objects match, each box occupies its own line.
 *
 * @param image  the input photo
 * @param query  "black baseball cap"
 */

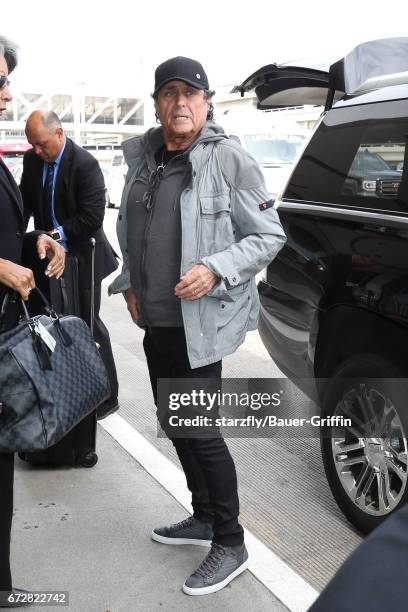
xmin=154 ymin=56 xmax=209 ymax=96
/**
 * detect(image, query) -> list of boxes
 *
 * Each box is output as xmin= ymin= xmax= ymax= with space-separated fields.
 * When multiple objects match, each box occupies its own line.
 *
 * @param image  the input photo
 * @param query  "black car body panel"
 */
xmin=259 ymin=201 xmax=408 ymax=386
xmin=259 ymin=95 xmax=408 ymax=393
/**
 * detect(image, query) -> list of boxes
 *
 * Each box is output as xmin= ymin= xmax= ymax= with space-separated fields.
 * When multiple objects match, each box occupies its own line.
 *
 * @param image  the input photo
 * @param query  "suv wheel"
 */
xmin=320 ymin=355 xmax=408 ymax=533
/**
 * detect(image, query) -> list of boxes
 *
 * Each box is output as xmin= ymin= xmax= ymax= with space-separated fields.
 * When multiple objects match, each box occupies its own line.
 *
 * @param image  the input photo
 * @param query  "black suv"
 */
xmin=345 ymin=149 xmax=402 ymax=199
xmin=234 ymin=38 xmax=408 ymax=533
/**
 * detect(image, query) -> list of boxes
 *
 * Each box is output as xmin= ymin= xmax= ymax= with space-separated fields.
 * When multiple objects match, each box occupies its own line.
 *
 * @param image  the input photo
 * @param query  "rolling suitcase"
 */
xmin=18 ymin=238 xmax=99 ymax=468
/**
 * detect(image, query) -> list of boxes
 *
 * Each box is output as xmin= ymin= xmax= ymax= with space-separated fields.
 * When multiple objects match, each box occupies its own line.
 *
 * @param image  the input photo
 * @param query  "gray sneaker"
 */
xmin=151 ymin=516 xmax=213 ymax=546
xmin=182 ymin=542 xmax=249 ymax=595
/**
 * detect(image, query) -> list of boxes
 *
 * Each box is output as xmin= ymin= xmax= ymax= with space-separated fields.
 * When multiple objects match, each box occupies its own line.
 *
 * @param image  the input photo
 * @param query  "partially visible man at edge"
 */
xmin=109 ymin=56 xmax=287 ymax=596
xmin=0 ymin=34 xmax=65 ymax=608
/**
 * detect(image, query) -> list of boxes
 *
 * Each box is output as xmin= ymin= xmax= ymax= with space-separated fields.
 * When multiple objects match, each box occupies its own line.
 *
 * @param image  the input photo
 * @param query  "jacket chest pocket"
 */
xmin=199 ymin=194 xmax=234 ymax=256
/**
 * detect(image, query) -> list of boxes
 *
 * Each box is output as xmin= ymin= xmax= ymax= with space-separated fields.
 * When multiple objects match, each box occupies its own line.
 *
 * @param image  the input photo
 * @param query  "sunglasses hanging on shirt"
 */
xmin=0 ymin=75 xmax=10 ymax=90
xmin=143 ymin=165 xmax=165 ymax=211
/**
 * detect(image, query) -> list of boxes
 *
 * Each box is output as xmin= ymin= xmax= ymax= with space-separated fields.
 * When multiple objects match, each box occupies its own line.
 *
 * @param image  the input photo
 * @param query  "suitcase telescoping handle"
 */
xmin=90 ymin=237 xmax=96 ymax=339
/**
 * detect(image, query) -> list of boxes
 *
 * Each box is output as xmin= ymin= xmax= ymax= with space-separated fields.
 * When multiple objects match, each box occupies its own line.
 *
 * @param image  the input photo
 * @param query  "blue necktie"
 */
xmin=43 ymin=162 xmax=55 ymax=231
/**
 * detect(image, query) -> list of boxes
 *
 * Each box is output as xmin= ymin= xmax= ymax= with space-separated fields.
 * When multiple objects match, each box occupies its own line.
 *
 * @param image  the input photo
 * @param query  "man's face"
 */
xmin=26 ymin=124 xmax=64 ymax=162
xmin=0 ymin=55 xmax=12 ymax=115
xmin=155 ymin=80 xmax=210 ymax=147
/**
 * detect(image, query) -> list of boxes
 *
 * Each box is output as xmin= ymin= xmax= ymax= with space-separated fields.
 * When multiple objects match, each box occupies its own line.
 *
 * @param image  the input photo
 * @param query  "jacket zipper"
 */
xmin=140 ymin=212 xmax=153 ymax=327
xmin=139 ymin=170 xmax=164 ymax=326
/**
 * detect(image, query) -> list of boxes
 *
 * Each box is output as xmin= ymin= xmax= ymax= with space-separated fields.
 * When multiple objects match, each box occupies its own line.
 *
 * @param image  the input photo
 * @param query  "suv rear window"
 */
xmin=244 ymin=134 xmax=305 ymax=165
xmin=283 ymin=99 xmax=408 ymax=213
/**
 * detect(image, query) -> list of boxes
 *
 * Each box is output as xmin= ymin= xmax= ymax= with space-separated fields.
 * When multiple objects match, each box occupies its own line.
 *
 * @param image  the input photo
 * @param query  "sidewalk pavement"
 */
xmin=10 ymin=427 xmax=288 ymax=612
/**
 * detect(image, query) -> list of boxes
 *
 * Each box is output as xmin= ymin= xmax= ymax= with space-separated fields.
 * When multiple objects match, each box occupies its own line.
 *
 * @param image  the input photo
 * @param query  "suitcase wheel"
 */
xmin=76 ymin=451 xmax=98 ymax=468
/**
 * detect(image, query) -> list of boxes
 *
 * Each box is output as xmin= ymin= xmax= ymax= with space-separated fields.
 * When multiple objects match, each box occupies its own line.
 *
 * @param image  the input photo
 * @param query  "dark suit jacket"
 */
xmin=20 ymin=138 xmax=118 ymax=288
xmin=309 ymin=502 xmax=408 ymax=612
xmin=0 ymin=158 xmax=38 ymax=326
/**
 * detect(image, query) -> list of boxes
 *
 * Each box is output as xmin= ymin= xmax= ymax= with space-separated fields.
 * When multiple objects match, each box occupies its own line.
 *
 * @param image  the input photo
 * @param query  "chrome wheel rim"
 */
xmin=331 ymin=383 xmax=408 ymax=516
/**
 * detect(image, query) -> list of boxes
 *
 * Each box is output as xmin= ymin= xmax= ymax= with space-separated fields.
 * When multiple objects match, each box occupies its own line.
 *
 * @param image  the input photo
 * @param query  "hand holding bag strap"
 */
xmin=1 ymin=288 xmax=56 ymax=334
xmin=2 ymin=285 xmax=56 ymax=319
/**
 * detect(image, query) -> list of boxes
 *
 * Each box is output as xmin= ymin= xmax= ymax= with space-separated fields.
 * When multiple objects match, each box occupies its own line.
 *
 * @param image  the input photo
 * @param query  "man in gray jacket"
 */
xmin=109 ymin=56 xmax=286 ymax=595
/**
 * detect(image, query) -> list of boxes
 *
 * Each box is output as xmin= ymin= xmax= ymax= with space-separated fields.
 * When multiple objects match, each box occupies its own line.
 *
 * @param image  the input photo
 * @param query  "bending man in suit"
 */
xmin=20 ymin=110 xmax=119 ymax=419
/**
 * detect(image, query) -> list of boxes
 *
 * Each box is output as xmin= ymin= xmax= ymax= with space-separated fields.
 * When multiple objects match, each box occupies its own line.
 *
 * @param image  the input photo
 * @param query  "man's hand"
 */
xmin=123 ymin=287 xmax=139 ymax=323
xmin=0 ymin=258 xmax=35 ymax=301
xmin=36 ymin=234 xmax=65 ymax=279
xmin=174 ymin=264 xmax=218 ymax=300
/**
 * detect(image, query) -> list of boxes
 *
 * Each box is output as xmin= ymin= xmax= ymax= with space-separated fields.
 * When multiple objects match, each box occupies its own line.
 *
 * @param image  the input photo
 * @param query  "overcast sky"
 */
xmin=2 ymin=0 xmax=408 ymax=96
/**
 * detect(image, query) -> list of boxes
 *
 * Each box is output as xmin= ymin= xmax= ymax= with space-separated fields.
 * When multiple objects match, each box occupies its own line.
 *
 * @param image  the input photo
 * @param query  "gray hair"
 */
xmin=204 ymin=89 xmax=215 ymax=121
xmin=40 ymin=110 xmax=62 ymax=129
xmin=0 ymin=35 xmax=18 ymax=73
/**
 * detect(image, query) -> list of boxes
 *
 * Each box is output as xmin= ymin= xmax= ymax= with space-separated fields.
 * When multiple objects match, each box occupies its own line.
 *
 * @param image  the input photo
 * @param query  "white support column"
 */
xmin=140 ymin=58 xmax=155 ymax=130
xmin=12 ymin=96 xmax=18 ymax=122
xmin=73 ymin=83 xmax=85 ymax=144
xmin=113 ymin=97 xmax=118 ymax=126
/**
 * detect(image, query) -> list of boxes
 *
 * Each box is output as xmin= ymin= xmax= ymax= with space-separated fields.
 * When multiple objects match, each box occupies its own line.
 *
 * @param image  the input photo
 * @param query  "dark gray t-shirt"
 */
xmin=127 ymin=146 xmax=191 ymax=326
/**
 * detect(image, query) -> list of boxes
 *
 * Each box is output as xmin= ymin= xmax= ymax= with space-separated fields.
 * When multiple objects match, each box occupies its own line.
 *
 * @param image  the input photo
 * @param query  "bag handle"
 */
xmin=22 ymin=288 xmax=73 ymax=348
xmin=15 ymin=290 xmax=54 ymax=371
xmin=23 ymin=286 xmax=58 ymax=321
xmin=1 ymin=287 xmax=56 ymax=321
xmin=1 ymin=287 xmax=73 ymax=349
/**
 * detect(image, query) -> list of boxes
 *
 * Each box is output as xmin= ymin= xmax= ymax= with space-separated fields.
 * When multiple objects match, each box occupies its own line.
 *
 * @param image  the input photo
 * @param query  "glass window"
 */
xmin=117 ymin=98 xmax=144 ymax=126
xmin=283 ymin=100 xmax=408 ymax=213
xmin=244 ymin=134 xmax=305 ymax=165
xmin=84 ymin=96 xmax=114 ymax=124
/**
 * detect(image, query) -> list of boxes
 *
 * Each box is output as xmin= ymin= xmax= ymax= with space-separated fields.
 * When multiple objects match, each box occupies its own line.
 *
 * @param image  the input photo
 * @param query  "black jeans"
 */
xmin=143 ymin=327 xmax=244 ymax=546
xmin=0 ymin=453 xmax=14 ymax=591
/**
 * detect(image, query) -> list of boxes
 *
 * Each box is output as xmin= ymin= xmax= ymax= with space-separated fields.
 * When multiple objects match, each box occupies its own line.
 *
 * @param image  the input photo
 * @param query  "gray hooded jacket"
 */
xmin=109 ymin=121 xmax=286 ymax=368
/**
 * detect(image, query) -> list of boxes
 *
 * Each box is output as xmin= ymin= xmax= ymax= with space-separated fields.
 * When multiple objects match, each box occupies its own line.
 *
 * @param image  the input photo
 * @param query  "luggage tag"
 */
xmin=36 ymin=321 xmax=57 ymax=353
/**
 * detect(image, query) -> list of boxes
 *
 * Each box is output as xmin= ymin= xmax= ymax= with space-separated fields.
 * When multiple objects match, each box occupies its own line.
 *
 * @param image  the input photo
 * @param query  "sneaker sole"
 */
xmin=151 ymin=531 xmax=212 ymax=547
xmin=182 ymin=558 xmax=249 ymax=595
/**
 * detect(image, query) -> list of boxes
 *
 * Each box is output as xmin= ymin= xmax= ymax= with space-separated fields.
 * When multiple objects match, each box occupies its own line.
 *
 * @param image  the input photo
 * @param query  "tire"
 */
xmin=320 ymin=354 xmax=408 ymax=533
xmin=76 ymin=451 xmax=98 ymax=468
